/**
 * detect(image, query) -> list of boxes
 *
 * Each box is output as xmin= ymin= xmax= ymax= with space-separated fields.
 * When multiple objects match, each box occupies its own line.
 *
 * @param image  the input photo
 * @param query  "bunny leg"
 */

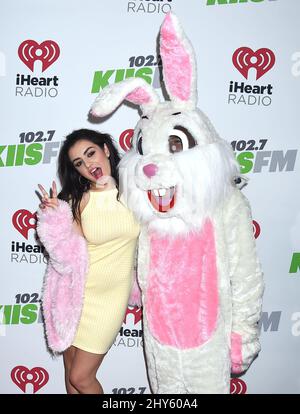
xmin=144 ymin=333 xmax=186 ymax=394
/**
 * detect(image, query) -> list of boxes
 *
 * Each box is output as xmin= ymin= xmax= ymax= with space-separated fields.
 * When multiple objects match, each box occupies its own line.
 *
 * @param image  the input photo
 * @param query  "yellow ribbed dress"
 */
xmin=72 ymin=188 xmax=140 ymax=354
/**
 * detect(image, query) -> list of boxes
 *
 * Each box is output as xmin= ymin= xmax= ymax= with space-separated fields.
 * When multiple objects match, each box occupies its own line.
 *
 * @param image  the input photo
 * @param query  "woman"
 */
xmin=37 ymin=129 xmax=140 ymax=394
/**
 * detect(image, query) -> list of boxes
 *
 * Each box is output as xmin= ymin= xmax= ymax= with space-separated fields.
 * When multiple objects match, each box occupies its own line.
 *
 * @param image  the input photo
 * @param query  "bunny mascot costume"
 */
xmin=91 ymin=12 xmax=263 ymax=394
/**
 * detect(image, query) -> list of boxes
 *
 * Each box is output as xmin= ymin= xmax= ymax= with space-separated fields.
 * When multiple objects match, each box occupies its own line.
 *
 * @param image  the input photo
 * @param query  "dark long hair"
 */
xmin=57 ymin=129 xmax=121 ymax=223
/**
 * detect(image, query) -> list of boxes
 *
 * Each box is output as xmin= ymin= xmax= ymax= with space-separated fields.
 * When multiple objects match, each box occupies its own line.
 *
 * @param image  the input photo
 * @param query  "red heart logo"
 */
xmin=232 ymin=47 xmax=275 ymax=80
xmin=12 ymin=209 xmax=37 ymax=239
xmin=11 ymin=366 xmax=49 ymax=393
xmin=230 ymin=378 xmax=247 ymax=394
xmin=123 ymin=306 xmax=142 ymax=325
xmin=119 ymin=129 xmax=134 ymax=152
xmin=18 ymin=40 xmax=60 ymax=72
xmin=253 ymin=220 xmax=261 ymax=239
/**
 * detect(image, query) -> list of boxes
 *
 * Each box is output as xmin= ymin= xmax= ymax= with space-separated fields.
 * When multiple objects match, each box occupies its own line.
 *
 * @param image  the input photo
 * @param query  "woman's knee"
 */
xmin=69 ymin=369 xmax=93 ymax=391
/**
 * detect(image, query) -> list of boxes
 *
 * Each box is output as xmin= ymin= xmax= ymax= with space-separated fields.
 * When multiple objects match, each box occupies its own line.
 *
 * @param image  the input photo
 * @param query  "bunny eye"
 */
xmin=169 ymin=135 xmax=184 ymax=153
xmin=169 ymin=126 xmax=196 ymax=153
xmin=137 ymin=131 xmax=143 ymax=155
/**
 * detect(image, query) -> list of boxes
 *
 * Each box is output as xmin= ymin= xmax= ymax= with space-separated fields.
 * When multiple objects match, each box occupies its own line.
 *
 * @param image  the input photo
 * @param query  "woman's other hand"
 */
xmin=38 ymin=181 xmax=59 ymax=210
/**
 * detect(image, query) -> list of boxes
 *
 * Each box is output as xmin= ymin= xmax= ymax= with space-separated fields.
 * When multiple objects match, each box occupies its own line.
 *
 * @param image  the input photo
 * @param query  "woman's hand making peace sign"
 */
xmin=38 ymin=181 xmax=59 ymax=210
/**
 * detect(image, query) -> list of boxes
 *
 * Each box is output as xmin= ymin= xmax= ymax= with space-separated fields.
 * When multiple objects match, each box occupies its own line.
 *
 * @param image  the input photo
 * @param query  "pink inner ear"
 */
xmin=160 ymin=13 xmax=192 ymax=102
xmin=126 ymin=87 xmax=151 ymax=105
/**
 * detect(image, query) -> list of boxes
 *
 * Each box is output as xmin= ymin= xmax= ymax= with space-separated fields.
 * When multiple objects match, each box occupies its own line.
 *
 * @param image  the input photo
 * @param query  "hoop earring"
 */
xmin=79 ymin=175 xmax=86 ymax=185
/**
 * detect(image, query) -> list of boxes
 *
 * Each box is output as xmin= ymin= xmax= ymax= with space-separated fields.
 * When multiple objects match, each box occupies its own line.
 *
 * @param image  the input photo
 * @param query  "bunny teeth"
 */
xmin=152 ymin=189 xmax=166 ymax=197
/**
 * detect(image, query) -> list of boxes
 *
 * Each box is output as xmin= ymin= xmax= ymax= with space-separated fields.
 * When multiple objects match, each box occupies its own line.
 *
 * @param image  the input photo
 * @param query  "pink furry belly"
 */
xmin=146 ymin=220 xmax=218 ymax=349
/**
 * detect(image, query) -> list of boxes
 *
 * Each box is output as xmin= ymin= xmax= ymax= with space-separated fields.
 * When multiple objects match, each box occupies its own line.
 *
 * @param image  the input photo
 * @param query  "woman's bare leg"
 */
xmin=63 ymin=346 xmax=79 ymax=394
xmin=68 ymin=347 xmax=106 ymax=394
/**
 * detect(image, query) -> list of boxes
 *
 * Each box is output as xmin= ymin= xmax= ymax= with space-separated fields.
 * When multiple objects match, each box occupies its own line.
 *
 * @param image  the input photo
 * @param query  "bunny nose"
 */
xmin=143 ymin=163 xmax=158 ymax=178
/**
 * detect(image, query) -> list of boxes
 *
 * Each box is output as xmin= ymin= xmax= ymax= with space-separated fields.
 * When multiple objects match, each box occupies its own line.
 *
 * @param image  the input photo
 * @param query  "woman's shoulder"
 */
xmin=64 ymin=192 xmax=90 ymax=215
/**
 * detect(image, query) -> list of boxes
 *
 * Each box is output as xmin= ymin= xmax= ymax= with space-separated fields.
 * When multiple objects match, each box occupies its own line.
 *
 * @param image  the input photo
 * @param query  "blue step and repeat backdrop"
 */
xmin=0 ymin=0 xmax=299 ymax=394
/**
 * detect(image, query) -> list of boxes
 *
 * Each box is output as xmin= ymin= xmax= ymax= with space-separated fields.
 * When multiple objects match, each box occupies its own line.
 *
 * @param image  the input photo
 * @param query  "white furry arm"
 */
xmin=128 ymin=245 xmax=142 ymax=307
xmin=224 ymin=189 xmax=264 ymax=373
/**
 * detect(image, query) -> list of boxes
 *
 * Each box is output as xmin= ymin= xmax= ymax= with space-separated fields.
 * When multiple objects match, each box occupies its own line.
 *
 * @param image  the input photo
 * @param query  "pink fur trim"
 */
xmin=146 ymin=220 xmax=218 ymax=349
xmin=37 ymin=201 xmax=88 ymax=353
xmin=126 ymin=87 xmax=151 ymax=105
xmin=160 ymin=13 xmax=192 ymax=102
xmin=231 ymin=332 xmax=243 ymax=374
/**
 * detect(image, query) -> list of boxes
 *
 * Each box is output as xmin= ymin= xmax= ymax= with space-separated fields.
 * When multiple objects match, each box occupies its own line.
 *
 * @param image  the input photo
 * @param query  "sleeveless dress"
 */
xmin=72 ymin=188 xmax=140 ymax=354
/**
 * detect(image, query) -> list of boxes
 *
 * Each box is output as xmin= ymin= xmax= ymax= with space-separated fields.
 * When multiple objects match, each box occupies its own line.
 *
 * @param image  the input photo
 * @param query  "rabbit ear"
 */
xmin=90 ymin=77 xmax=160 ymax=117
xmin=160 ymin=12 xmax=197 ymax=109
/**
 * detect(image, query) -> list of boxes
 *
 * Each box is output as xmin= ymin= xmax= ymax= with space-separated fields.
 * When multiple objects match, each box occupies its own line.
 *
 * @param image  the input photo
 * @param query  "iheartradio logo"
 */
xmin=18 ymin=40 xmax=60 ymax=72
xmin=253 ymin=220 xmax=261 ymax=239
xmin=11 ymin=366 xmax=49 ymax=393
xmin=119 ymin=129 xmax=134 ymax=152
xmin=12 ymin=210 xmax=37 ymax=239
xmin=232 ymin=47 xmax=275 ymax=80
xmin=123 ymin=306 xmax=142 ymax=325
xmin=230 ymin=378 xmax=247 ymax=394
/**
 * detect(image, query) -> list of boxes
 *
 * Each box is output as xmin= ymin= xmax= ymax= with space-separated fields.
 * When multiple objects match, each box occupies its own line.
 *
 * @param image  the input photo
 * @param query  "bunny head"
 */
xmin=91 ymin=13 xmax=239 ymax=235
